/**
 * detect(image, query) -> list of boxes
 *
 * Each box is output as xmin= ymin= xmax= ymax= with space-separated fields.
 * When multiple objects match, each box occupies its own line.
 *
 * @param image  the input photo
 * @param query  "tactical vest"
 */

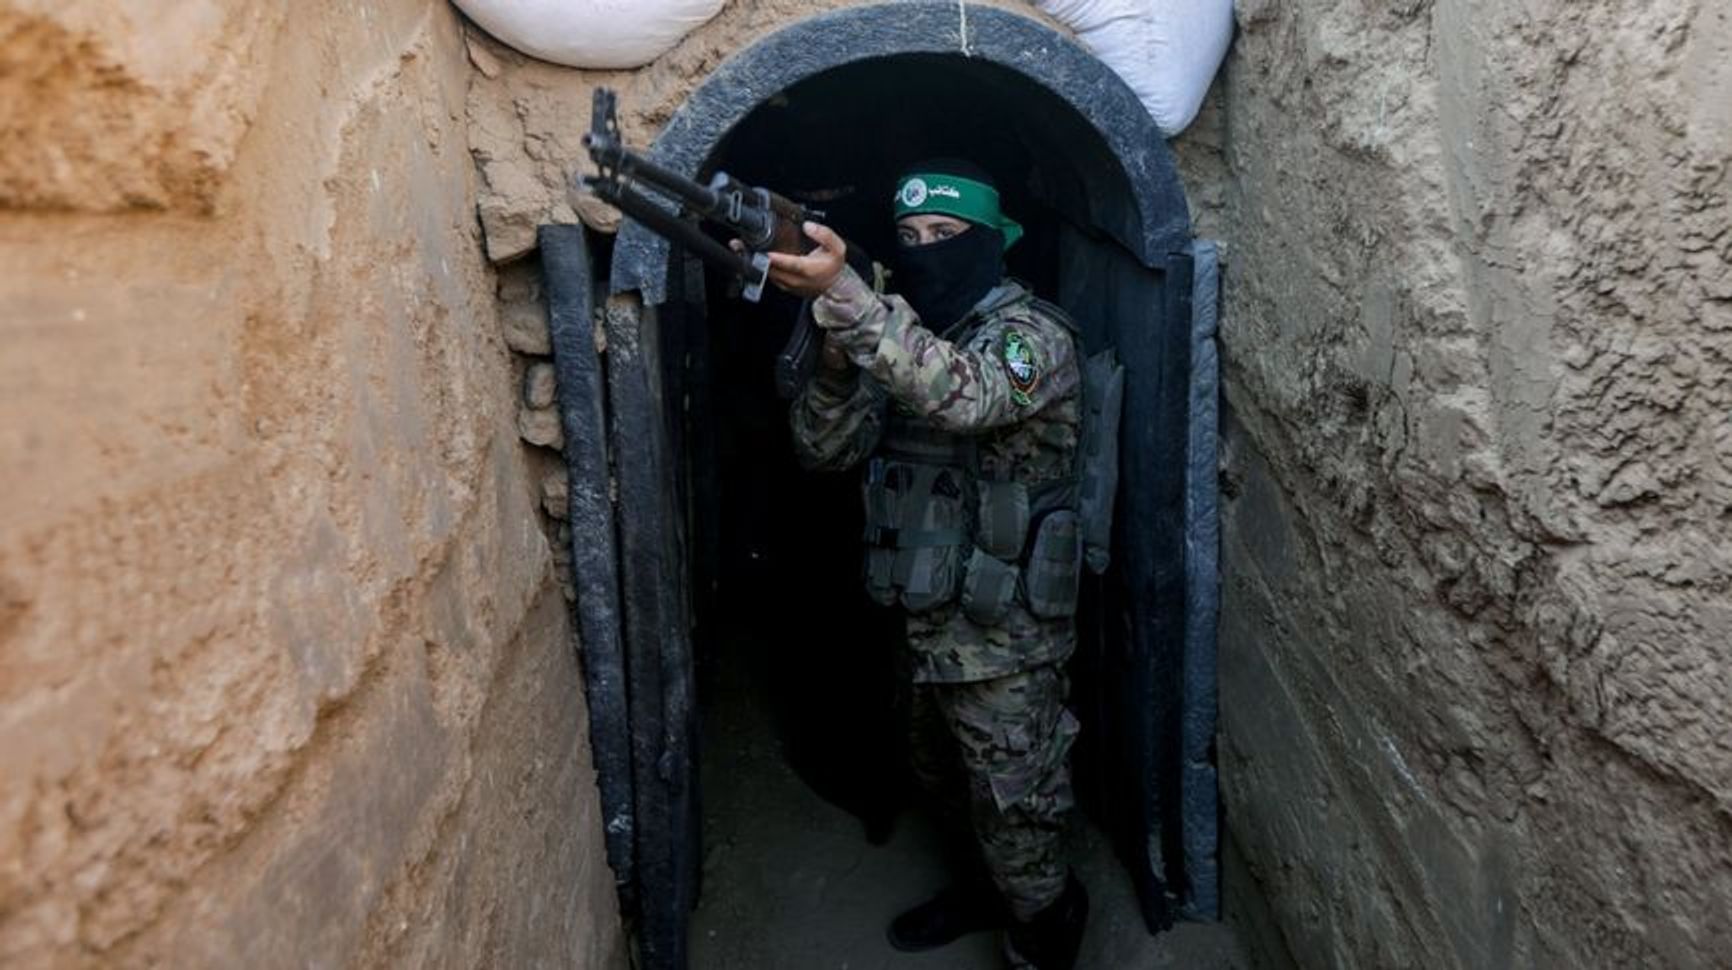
xmin=859 ymin=296 xmax=1124 ymax=622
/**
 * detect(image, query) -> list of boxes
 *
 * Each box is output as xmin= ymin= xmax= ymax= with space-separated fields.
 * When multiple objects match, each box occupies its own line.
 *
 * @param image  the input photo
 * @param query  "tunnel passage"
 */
xmin=688 ymin=45 xmax=1164 ymax=890
xmin=552 ymin=5 xmax=1222 ymax=968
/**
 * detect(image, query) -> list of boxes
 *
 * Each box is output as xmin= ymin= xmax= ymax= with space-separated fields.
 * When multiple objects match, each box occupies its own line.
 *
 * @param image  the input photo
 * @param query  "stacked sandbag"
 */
xmin=453 ymin=0 xmax=725 ymax=70
xmin=1035 ymin=0 xmax=1234 ymax=136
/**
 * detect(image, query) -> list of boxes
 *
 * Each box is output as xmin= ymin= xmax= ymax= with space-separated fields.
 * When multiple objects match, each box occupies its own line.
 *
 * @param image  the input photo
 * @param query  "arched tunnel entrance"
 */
xmin=541 ymin=5 xmax=1223 ymax=967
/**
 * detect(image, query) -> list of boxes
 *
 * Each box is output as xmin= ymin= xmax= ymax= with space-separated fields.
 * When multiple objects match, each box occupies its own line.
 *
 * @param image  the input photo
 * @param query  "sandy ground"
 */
xmin=690 ymin=643 xmax=1251 ymax=970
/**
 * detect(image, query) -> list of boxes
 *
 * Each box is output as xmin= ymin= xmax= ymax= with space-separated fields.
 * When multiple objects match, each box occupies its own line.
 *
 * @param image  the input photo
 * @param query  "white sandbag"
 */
xmin=454 ymin=0 xmax=725 ymax=70
xmin=1035 ymin=0 xmax=1234 ymax=136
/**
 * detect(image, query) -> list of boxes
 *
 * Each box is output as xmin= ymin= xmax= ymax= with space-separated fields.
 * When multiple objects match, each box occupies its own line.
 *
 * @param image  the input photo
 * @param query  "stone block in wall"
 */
xmin=518 ymin=406 xmax=564 ymax=449
xmin=553 ymin=560 xmax=578 ymax=602
xmin=542 ymin=463 xmax=569 ymax=520
xmin=479 ymin=192 xmax=577 ymax=264
xmin=573 ymin=192 xmax=622 ymax=233
xmin=496 ymin=257 xmax=543 ymax=305
xmin=524 ymin=361 xmax=557 ymax=409
xmin=552 ymin=522 xmax=576 ymax=601
xmin=501 ymin=301 xmax=552 ymax=355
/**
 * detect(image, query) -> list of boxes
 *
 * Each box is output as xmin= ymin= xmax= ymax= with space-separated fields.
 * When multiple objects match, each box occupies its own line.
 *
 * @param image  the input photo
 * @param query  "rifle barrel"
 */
xmin=588 ymin=134 xmax=722 ymax=212
xmin=586 ymin=133 xmax=777 ymax=244
xmin=596 ymin=181 xmax=760 ymax=279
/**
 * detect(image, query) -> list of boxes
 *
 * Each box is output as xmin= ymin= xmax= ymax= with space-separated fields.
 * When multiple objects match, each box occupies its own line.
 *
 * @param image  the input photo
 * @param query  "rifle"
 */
xmin=581 ymin=87 xmax=852 ymax=398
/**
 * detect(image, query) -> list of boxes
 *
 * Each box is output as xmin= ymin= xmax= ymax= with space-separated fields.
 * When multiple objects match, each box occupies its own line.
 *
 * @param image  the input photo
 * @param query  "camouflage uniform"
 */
xmin=791 ymin=264 xmax=1082 ymax=932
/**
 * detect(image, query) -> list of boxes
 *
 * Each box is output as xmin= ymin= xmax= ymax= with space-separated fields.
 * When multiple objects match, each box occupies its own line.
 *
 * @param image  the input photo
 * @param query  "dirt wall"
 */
xmin=1205 ymin=0 xmax=1731 ymax=966
xmin=0 ymin=2 xmax=626 ymax=967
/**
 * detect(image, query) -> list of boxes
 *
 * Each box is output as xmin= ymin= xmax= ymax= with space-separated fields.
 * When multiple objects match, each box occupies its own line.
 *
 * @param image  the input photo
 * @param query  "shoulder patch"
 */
xmin=1002 ymin=328 xmax=1040 ymax=406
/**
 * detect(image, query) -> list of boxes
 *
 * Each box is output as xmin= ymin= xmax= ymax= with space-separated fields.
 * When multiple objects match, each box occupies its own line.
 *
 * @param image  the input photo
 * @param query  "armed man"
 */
xmin=761 ymin=159 xmax=1090 ymax=970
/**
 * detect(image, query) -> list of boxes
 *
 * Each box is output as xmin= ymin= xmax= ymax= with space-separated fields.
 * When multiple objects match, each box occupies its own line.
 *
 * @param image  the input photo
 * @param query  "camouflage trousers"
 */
xmin=907 ymin=662 xmax=1080 ymax=925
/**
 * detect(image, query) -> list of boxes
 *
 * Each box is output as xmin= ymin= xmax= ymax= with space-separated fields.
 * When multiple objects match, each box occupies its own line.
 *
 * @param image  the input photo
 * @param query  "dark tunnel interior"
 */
xmin=673 ymin=53 xmax=1145 ymax=845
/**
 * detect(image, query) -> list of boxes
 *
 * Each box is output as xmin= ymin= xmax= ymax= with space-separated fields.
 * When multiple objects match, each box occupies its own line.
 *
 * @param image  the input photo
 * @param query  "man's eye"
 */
xmin=898 ymin=230 xmax=918 ymax=246
xmin=934 ymin=225 xmax=957 ymax=239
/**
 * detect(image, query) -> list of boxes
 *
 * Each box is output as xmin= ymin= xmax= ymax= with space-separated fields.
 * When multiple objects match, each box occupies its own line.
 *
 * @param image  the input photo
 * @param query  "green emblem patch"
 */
xmin=1002 ymin=329 xmax=1040 ymax=406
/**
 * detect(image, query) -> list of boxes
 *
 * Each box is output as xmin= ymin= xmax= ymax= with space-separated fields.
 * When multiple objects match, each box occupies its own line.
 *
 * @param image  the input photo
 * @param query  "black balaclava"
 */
xmin=896 ymin=226 xmax=1005 ymax=334
xmin=893 ymin=158 xmax=1009 ymax=333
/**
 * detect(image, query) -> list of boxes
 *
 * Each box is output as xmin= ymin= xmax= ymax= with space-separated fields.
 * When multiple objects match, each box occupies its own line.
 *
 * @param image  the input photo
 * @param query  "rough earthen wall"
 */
xmin=1204 ymin=0 xmax=1731 ymax=966
xmin=0 ymin=2 xmax=625 ymax=967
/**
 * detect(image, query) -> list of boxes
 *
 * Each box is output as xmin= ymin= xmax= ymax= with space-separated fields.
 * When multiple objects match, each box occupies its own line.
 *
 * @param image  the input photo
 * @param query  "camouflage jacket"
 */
xmin=790 ymin=265 xmax=1082 ymax=683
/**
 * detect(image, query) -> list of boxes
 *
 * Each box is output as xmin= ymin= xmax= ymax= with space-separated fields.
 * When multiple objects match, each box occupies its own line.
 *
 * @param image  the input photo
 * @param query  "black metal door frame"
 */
xmin=541 ymin=228 xmax=701 ymax=968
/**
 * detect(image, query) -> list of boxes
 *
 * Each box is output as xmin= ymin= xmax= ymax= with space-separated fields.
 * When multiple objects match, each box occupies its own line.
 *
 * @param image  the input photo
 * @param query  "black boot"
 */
xmin=1005 ymin=873 xmax=1089 ymax=970
xmin=886 ymin=883 xmax=1011 ymax=952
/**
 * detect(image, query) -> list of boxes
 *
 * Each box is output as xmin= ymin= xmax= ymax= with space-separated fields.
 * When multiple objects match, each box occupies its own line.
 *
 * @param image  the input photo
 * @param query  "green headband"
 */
xmin=894 ymin=172 xmax=1024 ymax=250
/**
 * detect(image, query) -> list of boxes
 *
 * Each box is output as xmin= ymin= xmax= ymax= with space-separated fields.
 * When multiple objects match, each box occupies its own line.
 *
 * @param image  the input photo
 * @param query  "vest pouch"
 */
xmin=890 ymin=464 xmax=967 ymax=613
xmin=961 ymin=547 xmax=1018 ymax=626
xmin=861 ymin=458 xmax=906 ymax=607
xmin=894 ymin=543 xmax=965 ymax=612
xmin=863 ymin=547 xmax=899 ymax=606
xmin=974 ymin=479 xmax=1030 ymax=561
xmin=1022 ymin=510 xmax=1082 ymax=619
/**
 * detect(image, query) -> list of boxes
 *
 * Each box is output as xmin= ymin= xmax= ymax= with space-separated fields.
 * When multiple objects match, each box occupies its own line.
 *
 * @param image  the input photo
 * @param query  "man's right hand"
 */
xmin=763 ymin=222 xmax=847 ymax=299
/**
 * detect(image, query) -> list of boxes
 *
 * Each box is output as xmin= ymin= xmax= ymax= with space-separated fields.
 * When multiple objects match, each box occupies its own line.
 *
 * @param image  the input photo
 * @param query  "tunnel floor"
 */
xmin=688 ymin=635 xmax=1253 ymax=969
